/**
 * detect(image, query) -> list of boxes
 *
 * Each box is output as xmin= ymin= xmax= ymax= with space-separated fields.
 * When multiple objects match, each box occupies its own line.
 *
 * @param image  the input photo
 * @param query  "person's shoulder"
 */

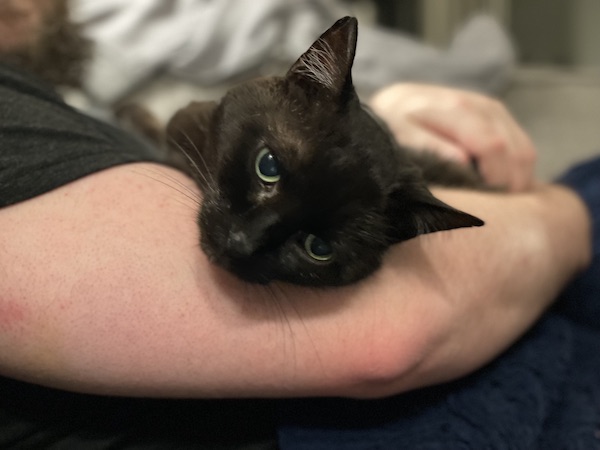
xmin=0 ymin=62 xmax=63 ymax=102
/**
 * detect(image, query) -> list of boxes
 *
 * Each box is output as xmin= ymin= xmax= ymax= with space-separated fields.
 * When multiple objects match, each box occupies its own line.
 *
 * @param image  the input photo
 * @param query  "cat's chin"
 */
xmin=203 ymin=247 xmax=274 ymax=285
xmin=224 ymin=259 xmax=273 ymax=285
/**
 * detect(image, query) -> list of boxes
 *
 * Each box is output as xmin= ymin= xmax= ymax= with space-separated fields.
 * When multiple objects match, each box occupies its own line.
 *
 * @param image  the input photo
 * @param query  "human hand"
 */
xmin=369 ymin=83 xmax=537 ymax=192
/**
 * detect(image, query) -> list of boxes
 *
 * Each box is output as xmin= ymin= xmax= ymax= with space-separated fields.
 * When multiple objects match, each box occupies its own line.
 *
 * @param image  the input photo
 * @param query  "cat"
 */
xmin=158 ymin=16 xmax=485 ymax=286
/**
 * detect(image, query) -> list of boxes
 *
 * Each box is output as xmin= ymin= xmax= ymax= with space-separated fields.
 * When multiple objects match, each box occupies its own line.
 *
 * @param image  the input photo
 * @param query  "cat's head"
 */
xmin=167 ymin=17 xmax=483 ymax=286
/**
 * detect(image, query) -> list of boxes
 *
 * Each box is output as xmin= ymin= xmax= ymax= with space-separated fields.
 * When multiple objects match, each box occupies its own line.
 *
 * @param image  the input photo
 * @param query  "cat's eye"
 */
xmin=255 ymin=148 xmax=280 ymax=184
xmin=304 ymin=234 xmax=333 ymax=261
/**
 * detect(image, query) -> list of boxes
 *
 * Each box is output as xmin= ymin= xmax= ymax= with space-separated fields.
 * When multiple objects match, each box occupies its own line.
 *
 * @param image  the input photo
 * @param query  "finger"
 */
xmin=371 ymin=85 xmax=497 ymax=160
xmin=370 ymin=84 xmax=537 ymax=190
xmin=411 ymin=104 xmax=501 ymax=157
xmin=419 ymin=99 xmax=535 ymax=191
xmin=474 ymin=104 xmax=517 ymax=189
xmin=478 ymin=155 xmax=509 ymax=189
xmin=487 ymin=107 xmax=536 ymax=192
xmin=505 ymin=121 xmax=537 ymax=192
xmin=392 ymin=123 xmax=470 ymax=165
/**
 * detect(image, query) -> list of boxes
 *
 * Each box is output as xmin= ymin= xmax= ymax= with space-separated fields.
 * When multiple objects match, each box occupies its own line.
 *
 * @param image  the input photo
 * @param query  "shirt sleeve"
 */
xmin=0 ymin=63 xmax=160 ymax=208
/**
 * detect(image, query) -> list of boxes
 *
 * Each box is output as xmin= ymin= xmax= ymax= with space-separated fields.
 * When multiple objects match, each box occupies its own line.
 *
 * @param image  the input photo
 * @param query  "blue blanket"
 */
xmin=278 ymin=157 xmax=600 ymax=449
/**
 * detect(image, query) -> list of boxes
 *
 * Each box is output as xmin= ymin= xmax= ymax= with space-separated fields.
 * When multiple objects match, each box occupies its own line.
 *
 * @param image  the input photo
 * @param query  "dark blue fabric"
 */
xmin=555 ymin=156 xmax=600 ymax=330
xmin=278 ymin=156 xmax=600 ymax=449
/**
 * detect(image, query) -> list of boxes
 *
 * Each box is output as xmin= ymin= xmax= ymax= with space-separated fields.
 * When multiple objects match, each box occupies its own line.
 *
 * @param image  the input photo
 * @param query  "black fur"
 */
xmin=166 ymin=17 xmax=484 ymax=286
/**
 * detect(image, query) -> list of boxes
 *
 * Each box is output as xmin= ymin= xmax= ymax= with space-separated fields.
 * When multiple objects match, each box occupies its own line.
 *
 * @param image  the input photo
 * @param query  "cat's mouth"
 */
xmin=208 ymin=252 xmax=274 ymax=285
xmin=201 ymin=233 xmax=275 ymax=285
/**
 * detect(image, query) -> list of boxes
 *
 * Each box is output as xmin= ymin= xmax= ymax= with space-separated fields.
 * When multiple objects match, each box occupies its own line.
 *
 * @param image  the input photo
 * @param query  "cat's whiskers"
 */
xmin=357 ymin=229 xmax=388 ymax=247
xmin=171 ymin=134 xmax=216 ymax=193
xmin=188 ymin=117 xmax=219 ymax=186
xmin=179 ymin=124 xmax=218 ymax=187
xmin=132 ymin=167 xmax=202 ymax=211
xmin=283 ymin=284 xmax=327 ymax=378
xmin=233 ymin=280 xmax=299 ymax=370
xmin=169 ymin=136 xmax=215 ymax=191
xmin=356 ymin=212 xmax=391 ymax=246
xmin=263 ymin=283 xmax=299 ymax=372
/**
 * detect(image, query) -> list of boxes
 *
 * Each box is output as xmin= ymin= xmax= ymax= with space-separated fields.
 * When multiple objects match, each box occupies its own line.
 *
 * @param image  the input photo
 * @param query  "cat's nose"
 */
xmin=226 ymin=230 xmax=254 ymax=257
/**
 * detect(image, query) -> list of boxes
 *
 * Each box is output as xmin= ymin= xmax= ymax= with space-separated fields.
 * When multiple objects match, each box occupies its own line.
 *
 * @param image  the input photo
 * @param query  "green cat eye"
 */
xmin=255 ymin=148 xmax=280 ymax=184
xmin=304 ymin=234 xmax=333 ymax=261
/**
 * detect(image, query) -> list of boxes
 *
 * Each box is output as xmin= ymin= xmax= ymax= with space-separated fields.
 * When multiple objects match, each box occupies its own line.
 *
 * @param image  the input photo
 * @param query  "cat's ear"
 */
xmin=386 ymin=185 xmax=484 ymax=243
xmin=287 ymin=16 xmax=358 ymax=99
xmin=165 ymin=101 xmax=218 ymax=179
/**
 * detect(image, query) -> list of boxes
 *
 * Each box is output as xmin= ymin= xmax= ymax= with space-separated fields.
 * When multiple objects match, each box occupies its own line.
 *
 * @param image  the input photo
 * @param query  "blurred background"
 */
xmin=375 ymin=0 xmax=600 ymax=66
xmin=69 ymin=0 xmax=600 ymax=180
xmin=362 ymin=0 xmax=600 ymax=179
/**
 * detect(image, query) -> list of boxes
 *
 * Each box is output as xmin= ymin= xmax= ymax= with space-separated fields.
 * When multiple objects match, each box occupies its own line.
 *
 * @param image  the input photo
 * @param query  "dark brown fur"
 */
xmin=125 ymin=17 xmax=485 ymax=286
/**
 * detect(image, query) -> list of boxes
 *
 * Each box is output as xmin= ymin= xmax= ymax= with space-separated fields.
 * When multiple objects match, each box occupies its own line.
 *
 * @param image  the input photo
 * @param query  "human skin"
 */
xmin=0 ymin=0 xmax=588 ymax=400
xmin=0 ymin=0 xmax=44 ymax=52
xmin=0 ymin=0 xmax=62 ymax=52
xmin=370 ymin=83 xmax=537 ymax=192
xmin=0 ymin=0 xmax=88 ymax=87
xmin=0 ymin=163 xmax=590 ymax=399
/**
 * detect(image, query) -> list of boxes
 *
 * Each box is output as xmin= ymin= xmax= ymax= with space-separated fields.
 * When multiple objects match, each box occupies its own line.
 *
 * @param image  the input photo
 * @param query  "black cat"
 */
xmin=163 ymin=16 xmax=484 ymax=286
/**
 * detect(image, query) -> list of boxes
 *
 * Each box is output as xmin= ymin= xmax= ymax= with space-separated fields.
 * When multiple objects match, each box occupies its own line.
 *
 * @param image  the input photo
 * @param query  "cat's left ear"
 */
xmin=287 ymin=16 xmax=358 ymax=100
xmin=386 ymin=185 xmax=484 ymax=243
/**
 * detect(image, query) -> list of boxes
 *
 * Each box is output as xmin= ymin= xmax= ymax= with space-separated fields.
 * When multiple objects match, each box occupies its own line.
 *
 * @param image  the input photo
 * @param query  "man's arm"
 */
xmin=0 ymin=163 xmax=590 ymax=398
xmin=370 ymin=83 xmax=537 ymax=192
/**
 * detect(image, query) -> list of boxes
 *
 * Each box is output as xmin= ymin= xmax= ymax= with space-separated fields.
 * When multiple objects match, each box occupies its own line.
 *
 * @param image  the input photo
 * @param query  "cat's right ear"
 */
xmin=286 ymin=16 xmax=358 ymax=100
xmin=165 ymin=101 xmax=218 ymax=180
xmin=385 ymin=184 xmax=484 ymax=243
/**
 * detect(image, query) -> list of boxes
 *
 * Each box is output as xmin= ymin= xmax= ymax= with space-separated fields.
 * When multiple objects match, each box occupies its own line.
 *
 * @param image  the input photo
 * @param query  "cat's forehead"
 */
xmin=219 ymin=77 xmax=398 ymax=188
xmin=223 ymin=79 xmax=347 ymax=144
xmin=225 ymin=77 xmax=340 ymax=120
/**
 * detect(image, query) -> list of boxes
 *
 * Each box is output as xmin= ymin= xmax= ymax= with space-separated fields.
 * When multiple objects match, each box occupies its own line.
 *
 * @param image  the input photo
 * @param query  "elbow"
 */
xmin=335 ymin=325 xmax=437 ymax=399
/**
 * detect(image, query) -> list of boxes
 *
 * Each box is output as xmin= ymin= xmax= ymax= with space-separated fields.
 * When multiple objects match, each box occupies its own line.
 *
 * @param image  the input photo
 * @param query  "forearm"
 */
xmin=381 ymin=185 xmax=591 ymax=395
xmin=243 ymin=184 xmax=591 ymax=398
xmin=0 ymin=165 xmax=590 ymax=399
xmin=302 ymin=184 xmax=591 ymax=398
